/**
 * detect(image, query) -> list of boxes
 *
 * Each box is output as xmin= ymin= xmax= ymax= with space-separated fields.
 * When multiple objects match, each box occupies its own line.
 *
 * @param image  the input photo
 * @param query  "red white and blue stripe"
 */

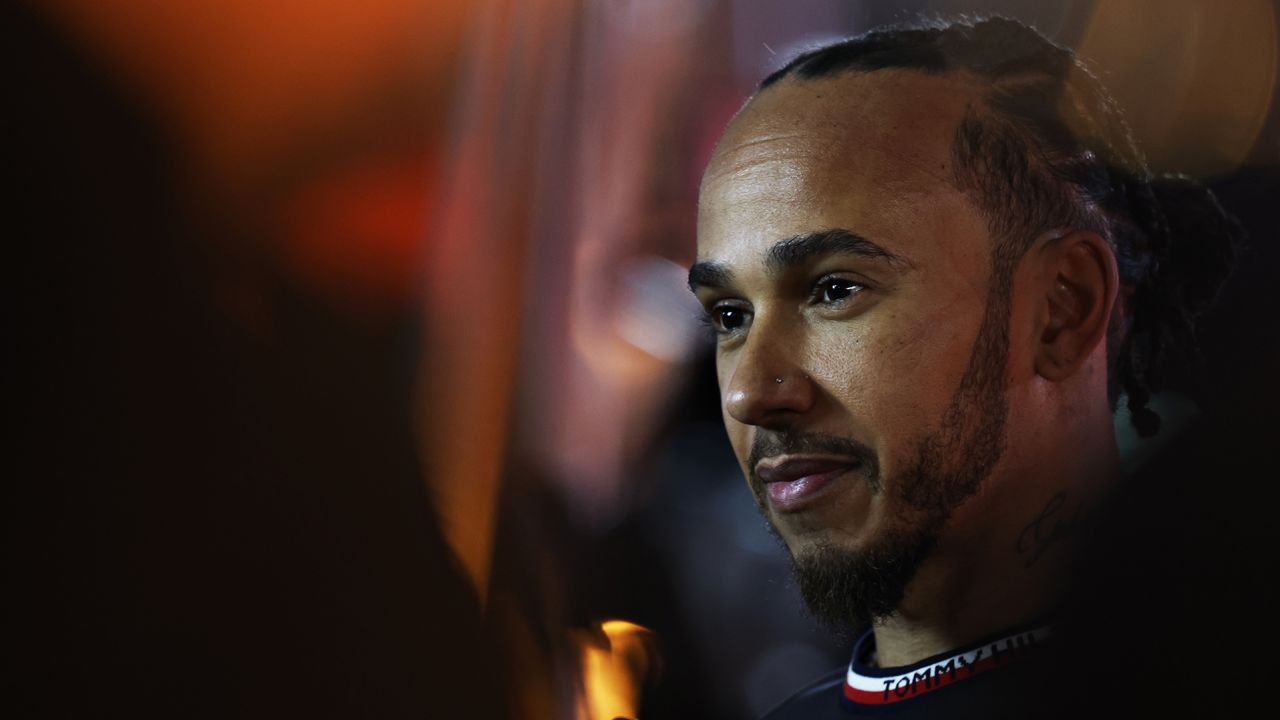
xmin=843 ymin=625 xmax=1052 ymax=706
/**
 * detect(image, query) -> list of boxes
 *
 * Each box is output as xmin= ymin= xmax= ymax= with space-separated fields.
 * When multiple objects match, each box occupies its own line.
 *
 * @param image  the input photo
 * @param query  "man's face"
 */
xmin=693 ymin=70 xmax=1014 ymax=627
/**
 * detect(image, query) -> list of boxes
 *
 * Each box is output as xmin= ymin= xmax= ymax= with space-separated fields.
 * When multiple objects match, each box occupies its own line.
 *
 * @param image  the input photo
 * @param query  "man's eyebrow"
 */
xmin=688 ymin=228 xmax=909 ymax=293
xmin=687 ymin=261 xmax=733 ymax=293
xmin=766 ymin=228 xmax=911 ymax=274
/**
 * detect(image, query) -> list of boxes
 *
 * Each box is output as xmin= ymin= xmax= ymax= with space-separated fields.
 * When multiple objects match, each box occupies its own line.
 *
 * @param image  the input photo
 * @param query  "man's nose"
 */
xmin=723 ymin=326 xmax=815 ymax=429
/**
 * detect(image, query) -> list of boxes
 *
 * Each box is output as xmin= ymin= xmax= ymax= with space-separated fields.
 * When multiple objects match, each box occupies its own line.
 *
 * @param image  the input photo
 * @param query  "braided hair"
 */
xmin=761 ymin=16 xmax=1242 ymax=437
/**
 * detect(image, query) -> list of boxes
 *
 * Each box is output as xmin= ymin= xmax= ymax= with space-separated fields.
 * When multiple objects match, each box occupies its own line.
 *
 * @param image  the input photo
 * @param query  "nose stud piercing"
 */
xmin=775 ymin=377 xmax=784 ymax=384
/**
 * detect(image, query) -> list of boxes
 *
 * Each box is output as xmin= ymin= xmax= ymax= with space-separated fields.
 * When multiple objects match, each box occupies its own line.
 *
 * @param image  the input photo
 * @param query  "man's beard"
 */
xmin=790 ymin=527 xmax=939 ymax=641
xmin=758 ymin=263 xmax=1015 ymax=636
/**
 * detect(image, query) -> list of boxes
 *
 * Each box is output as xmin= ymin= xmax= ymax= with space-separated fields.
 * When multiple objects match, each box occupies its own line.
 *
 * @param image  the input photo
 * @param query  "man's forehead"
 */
xmin=744 ymin=68 xmax=978 ymax=145
xmin=703 ymin=69 xmax=979 ymax=200
xmin=696 ymin=69 xmax=984 ymax=265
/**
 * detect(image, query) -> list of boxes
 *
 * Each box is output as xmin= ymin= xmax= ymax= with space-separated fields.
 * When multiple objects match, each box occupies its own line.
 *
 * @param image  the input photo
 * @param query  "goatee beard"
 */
xmin=789 ymin=524 xmax=940 ymax=640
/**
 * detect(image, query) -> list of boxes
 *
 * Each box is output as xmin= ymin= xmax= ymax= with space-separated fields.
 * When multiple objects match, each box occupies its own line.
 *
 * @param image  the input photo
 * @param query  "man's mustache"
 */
xmin=747 ymin=430 xmax=882 ymax=493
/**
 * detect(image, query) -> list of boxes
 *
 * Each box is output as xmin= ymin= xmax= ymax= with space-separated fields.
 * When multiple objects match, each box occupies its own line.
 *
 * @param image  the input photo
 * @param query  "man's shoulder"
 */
xmin=759 ymin=667 xmax=847 ymax=720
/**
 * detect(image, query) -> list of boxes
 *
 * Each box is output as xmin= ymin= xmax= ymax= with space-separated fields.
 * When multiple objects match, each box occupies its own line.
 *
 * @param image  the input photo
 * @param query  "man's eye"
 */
xmin=710 ymin=305 xmax=750 ymax=334
xmin=815 ymin=278 xmax=864 ymax=304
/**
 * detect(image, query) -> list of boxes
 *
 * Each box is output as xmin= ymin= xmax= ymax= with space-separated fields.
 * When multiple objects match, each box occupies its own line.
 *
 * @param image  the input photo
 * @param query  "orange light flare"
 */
xmin=573 ymin=620 xmax=662 ymax=720
xmin=43 ymin=0 xmax=472 ymax=198
xmin=1076 ymin=0 xmax=1277 ymax=177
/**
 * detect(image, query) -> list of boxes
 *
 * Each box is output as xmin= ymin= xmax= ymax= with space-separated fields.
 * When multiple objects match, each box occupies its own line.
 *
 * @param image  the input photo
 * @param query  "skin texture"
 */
xmin=693 ymin=69 xmax=1123 ymax=665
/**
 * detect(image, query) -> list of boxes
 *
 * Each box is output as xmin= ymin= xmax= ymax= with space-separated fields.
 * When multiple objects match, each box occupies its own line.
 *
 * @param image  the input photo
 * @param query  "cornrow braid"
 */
xmin=760 ymin=16 xmax=1242 ymax=437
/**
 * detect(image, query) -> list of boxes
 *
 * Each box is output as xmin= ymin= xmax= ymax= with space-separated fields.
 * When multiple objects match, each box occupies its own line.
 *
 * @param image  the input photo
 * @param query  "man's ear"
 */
xmin=1034 ymin=230 xmax=1119 ymax=382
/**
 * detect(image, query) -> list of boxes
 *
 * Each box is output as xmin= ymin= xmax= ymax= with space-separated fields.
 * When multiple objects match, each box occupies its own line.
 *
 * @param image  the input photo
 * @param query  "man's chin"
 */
xmin=788 ymin=528 xmax=939 ymax=637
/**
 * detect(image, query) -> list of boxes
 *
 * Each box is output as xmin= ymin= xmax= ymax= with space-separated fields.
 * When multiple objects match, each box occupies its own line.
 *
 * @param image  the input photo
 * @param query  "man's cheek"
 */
xmin=721 ymin=420 xmax=753 ymax=474
xmin=881 ymin=305 xmax=975 ymax=384
xmin=847 ymin=321 xmax=966 ymax=437
xmin=816 ymin=318 xmax=930 ymax=388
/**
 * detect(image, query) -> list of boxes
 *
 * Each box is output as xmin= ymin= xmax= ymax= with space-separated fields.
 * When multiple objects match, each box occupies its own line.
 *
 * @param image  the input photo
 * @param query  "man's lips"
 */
xmin=755 ymin=455 xmax=860 ymax=512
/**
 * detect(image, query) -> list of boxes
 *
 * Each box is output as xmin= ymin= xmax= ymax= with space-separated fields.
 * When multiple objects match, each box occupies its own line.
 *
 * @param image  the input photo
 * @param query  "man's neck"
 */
xmin=870 ymin=447 xmax=1120 ymax=667
xmin=871 ymin=547 xmax=1062 ymax=667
